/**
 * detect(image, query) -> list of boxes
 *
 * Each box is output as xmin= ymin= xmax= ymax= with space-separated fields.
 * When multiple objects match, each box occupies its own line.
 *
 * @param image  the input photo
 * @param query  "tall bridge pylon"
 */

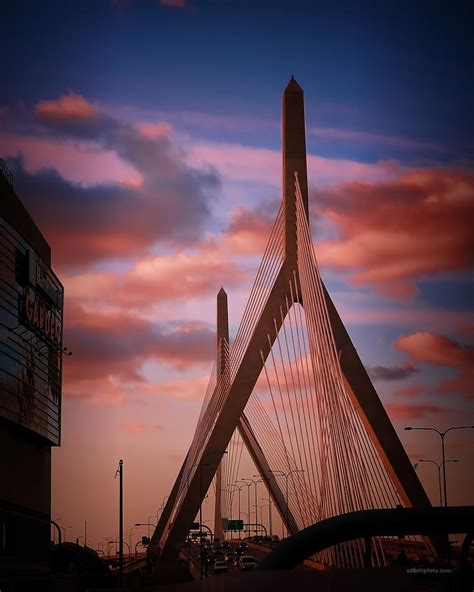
xmin=149 ymin=78 xmax=432 ymax=571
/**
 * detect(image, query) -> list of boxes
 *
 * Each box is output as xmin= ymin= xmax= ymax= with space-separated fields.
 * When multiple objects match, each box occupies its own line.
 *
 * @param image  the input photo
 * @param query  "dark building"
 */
xmin=0 ymin=159 xmax=63 ymax=588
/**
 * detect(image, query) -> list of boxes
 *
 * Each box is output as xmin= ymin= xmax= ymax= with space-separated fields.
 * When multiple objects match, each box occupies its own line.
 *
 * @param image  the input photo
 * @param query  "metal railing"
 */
xmin=0 ymin=157 xmax=13 ymax=187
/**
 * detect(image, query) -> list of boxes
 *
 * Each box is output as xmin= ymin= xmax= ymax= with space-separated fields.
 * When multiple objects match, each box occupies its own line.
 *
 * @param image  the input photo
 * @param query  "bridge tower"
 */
xmin=149 ymin=78 xmax=432 ymax=576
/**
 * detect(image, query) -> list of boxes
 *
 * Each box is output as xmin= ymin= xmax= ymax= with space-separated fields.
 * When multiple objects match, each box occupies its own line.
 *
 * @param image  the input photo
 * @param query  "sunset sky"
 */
xmin=1 ymin=0 xmax=473 ymax=549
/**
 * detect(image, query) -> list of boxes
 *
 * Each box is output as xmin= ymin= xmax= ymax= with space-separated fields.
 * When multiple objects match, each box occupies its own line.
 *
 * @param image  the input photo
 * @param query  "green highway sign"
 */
xmin=225 ymin=519 xmax=244 ymax=531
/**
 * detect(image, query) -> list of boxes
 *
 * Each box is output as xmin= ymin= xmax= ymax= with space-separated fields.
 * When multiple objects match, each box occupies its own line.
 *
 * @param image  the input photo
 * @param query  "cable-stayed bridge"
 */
xmin=148 ymin=78 xmax=434 ymax=574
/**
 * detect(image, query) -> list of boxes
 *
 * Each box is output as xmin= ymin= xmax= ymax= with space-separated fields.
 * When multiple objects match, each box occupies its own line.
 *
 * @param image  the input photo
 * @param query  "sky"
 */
xmin=1 ymin=0 xmax=473 ymax=550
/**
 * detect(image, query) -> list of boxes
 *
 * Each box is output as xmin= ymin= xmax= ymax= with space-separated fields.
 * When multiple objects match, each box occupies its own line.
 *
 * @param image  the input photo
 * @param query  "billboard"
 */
xmin=0 ymin=217 xmax=63 ymax=445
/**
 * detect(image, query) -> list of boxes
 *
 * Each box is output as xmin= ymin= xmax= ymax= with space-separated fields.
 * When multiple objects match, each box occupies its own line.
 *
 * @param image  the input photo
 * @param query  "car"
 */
xmin=222 ymin=542 xmax=231 ymax=550
xmin=238 ymin=542 xmax=248 ymax=549
xmin=239 ymin=555 xmax=257 ymax=571
xmin=214 ymin=560 xmax=228 ymax=574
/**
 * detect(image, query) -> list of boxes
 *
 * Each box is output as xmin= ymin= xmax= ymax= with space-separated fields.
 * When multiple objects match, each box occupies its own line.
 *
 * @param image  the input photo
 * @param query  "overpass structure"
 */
xmin=148 ymin=78 xmax=432 ymax=574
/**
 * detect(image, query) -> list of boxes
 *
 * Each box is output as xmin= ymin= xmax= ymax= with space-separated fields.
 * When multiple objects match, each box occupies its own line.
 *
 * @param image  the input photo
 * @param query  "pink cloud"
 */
xmin=35 ymin=92 xmax=99 ymax=121
xmin=386 ymin=402 xmax=448 ymax=420
xmin=0 ymin=133 xmax=141 ymax=186
xmin=395 ymin=331 xmax=474 ymax=399
xmin=67 ymin=303 xmax=214 ymax=369
xmin=64 ymin=375 xmax=126 ymax=405
xmin=390 ymin=385 xmax=430 ymax=398
xmin=223 ymin=206 xmax=274 ymax=254
xmin=395 ymin=332 xmax=473 ymax=367
xmin=187 ymin=141 xmax=394 ymax=187
xmin=62 ymin=244 xmax=245 ymax=305
xmin=120 ymin=419 xmax=163 ymax=434
xmin=137 ymin=122 xmax=172 ymax=137
xmin=315 ymin=168 xmax=474 ymax=298
xmin=155 ymin=375 xmax=211 ymax=400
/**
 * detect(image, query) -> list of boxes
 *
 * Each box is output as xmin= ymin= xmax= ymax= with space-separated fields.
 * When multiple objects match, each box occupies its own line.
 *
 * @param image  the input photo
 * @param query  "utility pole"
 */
xmin=115 ymin=459 xmax=124 ymax=587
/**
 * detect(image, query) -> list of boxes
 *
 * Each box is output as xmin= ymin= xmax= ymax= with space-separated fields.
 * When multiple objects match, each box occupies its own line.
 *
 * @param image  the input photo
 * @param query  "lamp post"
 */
xmin=129 ymin=525 xmax=138 ymax=557
xmin=196 ymin=451 xmax=227 ymax=578
xmin=405 ymin=425 xmax=473 ymax=506
xmin=52 ymin=518 xmax=62 ymax=544
xmin=227 ymin=484 xmax=243 ymax=539
xmin=134 ymin=522 xmax=157 ymax=544
xmin=418 ymin=459 xmax=459 ymax=506
xmin=220 ymin=487 xmax=233 ymax=541
xmin=61 ymin=525 xmax=72 ymax=542
xmin=147 ymin=515 xmax=156 ymax=539
xmin=108 ymin=538 xmax=131 ymax=557
xmin=262 ymin=497 xmax=272 ymax=537
xmin=243 ymin=477 xmax=262 ymax=536
xmin=269 ymin=469 xmax=304 ymax=538
xmin=252 ymin=504 xmax=264 ymax=535
xmin=237 ymin=480 xmax=252 ymax=538
xmin=114 ymin=459 xmax=123 ymax=585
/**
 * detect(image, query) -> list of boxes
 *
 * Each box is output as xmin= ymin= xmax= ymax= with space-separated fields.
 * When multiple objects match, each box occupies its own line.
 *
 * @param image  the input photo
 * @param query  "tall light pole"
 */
xmin=109 ymin=538 xmax=131 ymax=557
xmin=262 ymin=496 xmax=272 ymax=537
xmin=227 ymin=484 xmax=243 ymax=539
xmin=53 ymin=517 xmax=62 ymax=544
xmin=237 ymin=480 xmax=252 ymax=538
xmin=243 ymin=477 xmax=262 ymax=535
xmin=252 ymin=504 xmax=264 ymax=534
xmin=146 ymin=515 xmax=156 ymax=539
xmin=61 ymin=525 xmax=72 ymax=542
xmin=197 ymin=451 xmax=227 ymax=578
xmin=114 ymin=459 xmax=123 ymax=585
xmin=418 ymin=459 xmax=459 ymax=506
xmin=405 ymin=425 xmax=473 ymax=506
xmin=269 ymin=469 xmax=304 ymax=538
xmin=129 ymin=525 xmax=138 ymax=558
xmin=135 ymin=522 xmax=157 ymax=544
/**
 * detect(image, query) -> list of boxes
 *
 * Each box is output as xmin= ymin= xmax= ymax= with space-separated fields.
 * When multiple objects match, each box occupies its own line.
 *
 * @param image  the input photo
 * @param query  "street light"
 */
xmin=108 ymin=538 xmax=131 ymax=557
xmin=135 ymin=522 xmax=157 ymax=542
xmin=405 ymin=425 xmax=473 ymax=506
xmin=417 ymin=459 xmax=459 ymax=506
xmin=147 ymin=515 xmax=156 ymax=538
xmin=129 ymin=525 xmax=139 ymax=556
xmin=269 ymin=469 xmax=304 ymax=538
xmin=261 ymin=496 xmax=273 ymax=537
xmin=196 ymin=451 xmax=227 ymax=578
xmin=227 ymin=484 xmax=243 ymax=539
xmin=61 ymin=525 xmax=72 ymax=542
xmin=52 ymin=518 xmax=62 ymax=544
xmin=252 ymin=504 xmax=264 ymax=534
xmin=242 ymin=477 xmax=262 ymax=536
xmin=236 ymin=480 xmax=252 ymax=538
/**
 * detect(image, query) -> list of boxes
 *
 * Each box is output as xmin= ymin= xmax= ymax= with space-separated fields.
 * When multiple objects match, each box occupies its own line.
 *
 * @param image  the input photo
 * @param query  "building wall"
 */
xmin=0 ymin=165 xmax=62 ymax=585
xmin=0 ymin=419 xmax=51 ymax=570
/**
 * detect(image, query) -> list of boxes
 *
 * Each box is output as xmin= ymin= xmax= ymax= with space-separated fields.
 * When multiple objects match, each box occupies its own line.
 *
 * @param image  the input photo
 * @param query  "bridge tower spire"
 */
xmin=213 ymin=288 xmax=229 ymax=542
xmin=283 ymin=76 xmax=309 ymax=263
